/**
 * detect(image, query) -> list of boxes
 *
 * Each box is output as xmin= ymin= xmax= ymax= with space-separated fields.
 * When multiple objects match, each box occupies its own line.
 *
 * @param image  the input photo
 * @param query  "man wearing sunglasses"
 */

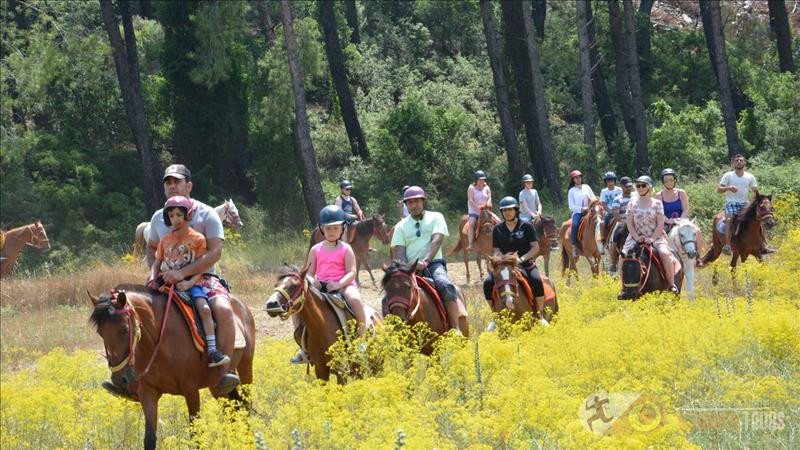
xmin=390 ymin=186 xmax=463 ymax=333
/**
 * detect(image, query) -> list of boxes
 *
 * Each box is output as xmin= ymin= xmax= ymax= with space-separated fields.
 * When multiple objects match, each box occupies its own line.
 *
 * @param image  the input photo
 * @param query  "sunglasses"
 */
xmin=635 ymin=184 xmax=649 ymax=188
xmin=415 ymin=221 xmax=421 ymax=237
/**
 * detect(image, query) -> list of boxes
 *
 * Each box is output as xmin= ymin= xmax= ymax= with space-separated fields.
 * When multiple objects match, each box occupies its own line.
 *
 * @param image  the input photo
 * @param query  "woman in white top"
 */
xmin=567 ymin=170 xmax=596 ymax=258
xmin=467 ymin=170 xmax=492 ymax=250
xmin=519 ymin=174 xmax=541 ymax=222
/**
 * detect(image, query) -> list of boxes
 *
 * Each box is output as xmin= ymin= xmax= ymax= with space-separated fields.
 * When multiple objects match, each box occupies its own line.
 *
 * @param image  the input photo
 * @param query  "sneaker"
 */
xmin=539 ymin=318 xmax=550 ymax=327
xmin=608 ymin=264 xmax=617 ymax=273
xmin=721 ymin=244 xmax=732 ymax=255
xmin=217 ymin=373 xmax=240 ymax=396
xmin=486 ymin=321 xmax=496 ymax=332
xmin=669 ymin=284 xmax=679 ymax=294
xmin=207 ymin=349 xmax=231 ymax=368
xmin=599 ymin=245 xmax=606 ymax=256
xmin=761 ymin=246 xmax=776 ymax=255
xmin=571 ymin=248 xmax=578 ymax=259
xmin=289 ymin=349 xmax=309 ymax=364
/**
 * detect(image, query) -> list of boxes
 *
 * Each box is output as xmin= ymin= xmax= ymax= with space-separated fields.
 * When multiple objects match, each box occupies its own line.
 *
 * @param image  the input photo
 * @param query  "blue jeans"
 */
xmin=571 ymin=212 xmax=584 ymax=246
xmin=426 ymin=259 xmax=457 ymax=303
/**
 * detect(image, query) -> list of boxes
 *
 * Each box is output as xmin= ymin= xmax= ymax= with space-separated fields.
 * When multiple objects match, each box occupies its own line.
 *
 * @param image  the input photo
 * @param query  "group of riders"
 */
xmin=103 ymin=153 xmax=768 ymax=397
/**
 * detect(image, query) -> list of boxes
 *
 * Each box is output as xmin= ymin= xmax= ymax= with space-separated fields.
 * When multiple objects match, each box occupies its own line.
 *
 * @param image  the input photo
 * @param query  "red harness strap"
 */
xmin=138 ymin=284 xmax=175 ymax=379
xmin=415 ymin=275 xmax=449 ymax=329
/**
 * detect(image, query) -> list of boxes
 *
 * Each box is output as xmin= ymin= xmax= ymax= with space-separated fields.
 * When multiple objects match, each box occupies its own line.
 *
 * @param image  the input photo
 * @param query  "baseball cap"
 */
xmin=163 ymin=164 xmax=191 ymax=181
xmin=620 ymin=176 xmax=633 ymax=187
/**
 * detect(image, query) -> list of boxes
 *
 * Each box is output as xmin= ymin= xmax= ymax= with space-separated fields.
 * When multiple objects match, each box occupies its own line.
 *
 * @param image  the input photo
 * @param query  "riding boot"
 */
xmin=217 ymin=373 xmax=241 ymax=396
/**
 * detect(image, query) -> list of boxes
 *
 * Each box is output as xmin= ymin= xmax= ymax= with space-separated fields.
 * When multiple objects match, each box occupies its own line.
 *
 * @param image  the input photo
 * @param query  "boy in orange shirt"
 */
xmin=150 ymin=196 xmax=230 ymax=367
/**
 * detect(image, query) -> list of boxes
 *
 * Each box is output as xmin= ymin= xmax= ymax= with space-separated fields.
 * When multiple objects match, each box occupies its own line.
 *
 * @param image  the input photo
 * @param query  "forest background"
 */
xmin=1 ymin=0 xmax=798 ymax=274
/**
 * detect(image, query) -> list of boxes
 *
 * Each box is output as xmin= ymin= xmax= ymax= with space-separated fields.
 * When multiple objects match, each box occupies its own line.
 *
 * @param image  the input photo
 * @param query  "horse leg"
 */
xmin=140 ymin=388 xmax=162 ymax=450
xmin=462 ymin=248 xmax=471 ymax=284
xmin=476 ymin=252 xmax=483 ymax=281
xmin=362 ymin=255 xmax=377 ymax=287
xmin=684 ymin=257 xmax=696 ymax=300
xmin=185 ymin=389 xmax=200 ymax=420
xmin=542 ymin=253 xmax=550 ymax=277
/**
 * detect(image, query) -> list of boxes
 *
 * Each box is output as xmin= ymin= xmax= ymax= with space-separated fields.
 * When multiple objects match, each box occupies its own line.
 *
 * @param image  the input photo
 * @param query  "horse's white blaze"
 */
xmin=668 ymin=218 xmax=702 ymax=297
xmin=499 ymin=266 xmax=514 ymax=308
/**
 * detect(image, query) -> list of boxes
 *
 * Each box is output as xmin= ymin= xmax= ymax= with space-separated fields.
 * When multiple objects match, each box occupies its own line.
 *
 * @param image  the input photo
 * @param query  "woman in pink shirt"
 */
xmin=467 ymin=170 xmax=493 ymax=250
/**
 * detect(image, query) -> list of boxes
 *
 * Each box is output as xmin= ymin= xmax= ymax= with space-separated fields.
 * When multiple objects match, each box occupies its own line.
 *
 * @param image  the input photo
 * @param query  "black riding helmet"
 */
xmin=498 ymin=196 xmax=520 ymax=210
xmin=474 ymin=170 xmax=487 ymax=181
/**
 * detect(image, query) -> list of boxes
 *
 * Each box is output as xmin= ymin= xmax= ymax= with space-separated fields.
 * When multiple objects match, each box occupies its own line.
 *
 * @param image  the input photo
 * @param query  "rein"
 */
xmin=492 ymin=269 xmax=520 ymax=308
xmin=272 ymin=271 xmax=308 ymax=320
xmin=24 ymin=225 xmax=50 ymax=248
xmin=385 ymin=270 xmax=421 ymax=319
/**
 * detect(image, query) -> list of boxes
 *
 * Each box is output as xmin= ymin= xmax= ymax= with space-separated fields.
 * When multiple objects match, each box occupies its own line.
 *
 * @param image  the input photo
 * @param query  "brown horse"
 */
xmin=701 ymin=192 xmax=776 ymax=268
xmin=88 ymin=284 xmax=256 ymax=450
xmin=530 ymin=215 xmax=559 ymax=277
xmin=618 ymin=243 xmax=684 ymax=300
xmin=559 ymin=198 xmax=603 ymax=278
xmin=381 ymin=261 xmax=469 ymax=354
xmin=310 ymin=214 xmax=390 ymax=286
xmin=264 ymin=266 xmax=382 ymax=381
xmin=449 ymin=205 xmax=496 ymax=283
xmin=486 ymin=254 xmax=558 ymax=324
xmin=0 ymin=221 xmax=51 ymax=278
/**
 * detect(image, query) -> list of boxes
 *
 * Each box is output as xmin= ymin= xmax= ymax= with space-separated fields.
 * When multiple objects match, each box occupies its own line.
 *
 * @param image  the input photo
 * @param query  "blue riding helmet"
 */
xmin=498 ymin=196 xmax=520 ymax=210
xmin=319 ymin=205 xmax=346 ymax=226
xmin=603 ymin=171 xmax=617 ymax=181
xmin=339 ymin=180 xmax=353 ymax=189
xmin=474 ymin=170 xmax=487 ymax=181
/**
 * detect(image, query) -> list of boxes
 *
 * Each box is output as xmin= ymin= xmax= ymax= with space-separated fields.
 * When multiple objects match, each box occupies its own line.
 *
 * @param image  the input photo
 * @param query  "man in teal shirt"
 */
xmin=390 ymin=186 xmax=461 ymax=330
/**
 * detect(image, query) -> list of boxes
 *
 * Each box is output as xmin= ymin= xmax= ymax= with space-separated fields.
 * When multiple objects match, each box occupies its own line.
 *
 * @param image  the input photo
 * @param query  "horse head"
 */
xmin=371 ymin=213 xmax=390 ymax=245
xmin=221 ymin=199 xmax=244 ymax=229
xmin=540 ymin=215 xmax=558 ymax=249
xmin=479 ymin=207 xmax=494 ymax=234
xmin=265 ymin=265 xmax=307 ymax=318
xmin=673 ymin=218 xmax=700 ymax=259
xmin=486 ymin=253 xmax=520 ymax=312
xmin=756 ymin=192 xmax=775 ymax=229
xmin=28 ymin=221 xmax=51 ymax=250
xmin=88 ymin=289 xmax=138 ymax=390
xmin=381 ymin=260 xmax=420 ymax=322
xmin=587 ymin=198 xmax=603 ymax=223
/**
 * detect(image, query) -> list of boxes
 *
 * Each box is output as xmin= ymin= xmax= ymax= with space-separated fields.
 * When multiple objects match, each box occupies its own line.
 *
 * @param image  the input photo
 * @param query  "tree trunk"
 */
xmin=699 ymin=1 xmax=752 ymax=116
xmin=587 ymin=0 xmax=619 ymax=155
xmin=576 ymin=0 xmax=595 ymax=151
xmin=280 ymin=0 xmax=325 ymax=224
xmin=532 ymin=0 xmax=546 ymax=39
xmin=480 ymin=0 xmax=523 ymax=183
xmin=99 ymin=0 xmax=163 ymax=214
xmin=344 ymin=0 xmax=361 ymax=45
xmin=521 ymin=0 xmax=561 ymax=198
xmin=706 ymin=0 xmax=743 ymax=159
xmin=767 ymin=0 xmax=795 ymax=73
xmin=636 ymin=0 xmax=655 ymax=87
xmin=319 ymin=0 xmax=369 ymax=160
xmin=608 ymin=0 xmax=636 ymax=145
xmin=622 ymin=0 xmax=649 ymax=175
xmin=255 ymin=0 xmax=276 ymax=49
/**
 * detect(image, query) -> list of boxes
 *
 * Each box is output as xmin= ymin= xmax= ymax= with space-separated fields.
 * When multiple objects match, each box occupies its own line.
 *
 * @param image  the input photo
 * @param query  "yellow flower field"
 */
xmin=2 ymin=229 xmax=799 ymax=448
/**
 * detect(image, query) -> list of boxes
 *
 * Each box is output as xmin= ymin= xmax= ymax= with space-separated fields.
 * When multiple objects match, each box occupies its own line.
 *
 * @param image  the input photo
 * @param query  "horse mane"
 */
xmin=89 ymin=284 xmax=159 ymax=329
xmin=354 ymin=217 xmax=374 ymax=237
xmin=279 ymin=264 xmax=301 ymax=276
xmin=381 ymin=260 xmax=413 ymax=288
xmin=736 ymin=195 xmax=762 ymax=224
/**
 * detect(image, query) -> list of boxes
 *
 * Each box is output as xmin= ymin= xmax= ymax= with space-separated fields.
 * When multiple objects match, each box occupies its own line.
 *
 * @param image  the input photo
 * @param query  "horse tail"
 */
xmin=133 ymin=222 xmax=146 ymax=260
xmin=448 ymin=236 xmax=463 ymax=256
xmin=561 ymin=245 xmax=570 ymax=275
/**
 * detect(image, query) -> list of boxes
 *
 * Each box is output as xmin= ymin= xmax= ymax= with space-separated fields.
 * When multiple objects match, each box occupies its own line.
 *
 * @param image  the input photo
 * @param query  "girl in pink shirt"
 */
xmin=306 ymin=205 xmax=366 ymax=337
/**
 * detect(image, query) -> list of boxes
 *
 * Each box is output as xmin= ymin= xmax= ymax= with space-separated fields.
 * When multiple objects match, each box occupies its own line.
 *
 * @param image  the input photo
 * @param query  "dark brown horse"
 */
xmin=264 ymin=266 xmax=382 ymax=381
xmin=1 ymin=221 xmax=51 ymax=278
xmin=311 ymin=214 xmax=390 ymax=286
xmin=88 ymin=285 xmax=256 ymax=450
xmin=449 ymin=205 xmax=496 ymax=283
xmin=530 ymin=215 xmax=559 ymax=277
xmin=618 ymin=244 xmax=684 ymax=300
xmin=381 ymin=261 xmax=469 ymax=355
xmin=486 ymin=254 xmax=558 ymax=324
xmin=701 ymin=192 xmax=776 ymax=268
xmin=559 ymin=198 xmax=603 ymax=278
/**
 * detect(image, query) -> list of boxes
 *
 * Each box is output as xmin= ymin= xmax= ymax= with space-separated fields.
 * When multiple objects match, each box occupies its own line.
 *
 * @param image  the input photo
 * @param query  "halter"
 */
xmin=272 ymin=271 xmax=308 ymax=320
xmin=26 ymin=224 xmax=50 ymax=248
xmin=105 ymin=286 xmax=174 ymax=380
xmin=385 ymin=270 xmax=421 ymax=319
xmin=757 ymin=199 xmax=774 ymax=223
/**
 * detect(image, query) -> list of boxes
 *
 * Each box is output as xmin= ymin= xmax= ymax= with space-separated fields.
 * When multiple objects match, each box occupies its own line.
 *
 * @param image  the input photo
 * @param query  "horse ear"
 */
xmin=114 ymin=291 xmax=128 ymax=309
xmin=87 ymin=290 xmax=98 ymax=305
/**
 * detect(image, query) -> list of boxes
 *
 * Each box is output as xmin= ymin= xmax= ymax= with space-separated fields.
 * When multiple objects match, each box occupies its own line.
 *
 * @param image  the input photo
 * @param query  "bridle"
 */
xmin=271 ymin=271 xmax=308 ymax=320
xmin=373 ymin=217 xmax=389 ymax=245
xmin=491 ymin=264 xmax=519 ymax=309
xmin=385 ymin=270 xmax=421 ymax=319
xmin=757 ymin=198 xmax=774 ymax=224
xmin=26 ymin=224 xmax=50 ymax=249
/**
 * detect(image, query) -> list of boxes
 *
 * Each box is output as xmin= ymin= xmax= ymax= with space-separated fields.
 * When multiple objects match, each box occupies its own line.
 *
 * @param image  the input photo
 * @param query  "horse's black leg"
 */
xmin=140 ymin=389 xmax=162 ymax=450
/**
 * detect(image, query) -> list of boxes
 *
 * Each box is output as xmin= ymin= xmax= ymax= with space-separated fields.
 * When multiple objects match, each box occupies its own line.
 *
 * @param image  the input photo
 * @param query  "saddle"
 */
xmin=344 ymin=222 xmax=358 ymax=243
xmin=620 ymin=245 xmax=681 ymax=297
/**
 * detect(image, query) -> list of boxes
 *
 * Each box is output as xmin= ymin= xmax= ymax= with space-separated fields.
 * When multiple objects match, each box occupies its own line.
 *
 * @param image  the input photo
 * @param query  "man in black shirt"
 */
xmin=483 ymin=197 xmax=547 ymax=328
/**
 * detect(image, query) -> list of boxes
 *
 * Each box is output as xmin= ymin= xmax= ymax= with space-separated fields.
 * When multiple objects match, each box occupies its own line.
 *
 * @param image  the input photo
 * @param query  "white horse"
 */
xmin=667 ymin=218 xmax=703 ymax=299
xmin=133 ymin=199 xmax=244 ymax=262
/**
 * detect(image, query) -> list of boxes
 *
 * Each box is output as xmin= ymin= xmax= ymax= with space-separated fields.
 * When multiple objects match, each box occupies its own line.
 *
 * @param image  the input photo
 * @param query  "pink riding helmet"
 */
xmin=403 ymin=186 xmax=426 ymax=202
xmin=163 ymin=195 xmax=194 ymax=226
